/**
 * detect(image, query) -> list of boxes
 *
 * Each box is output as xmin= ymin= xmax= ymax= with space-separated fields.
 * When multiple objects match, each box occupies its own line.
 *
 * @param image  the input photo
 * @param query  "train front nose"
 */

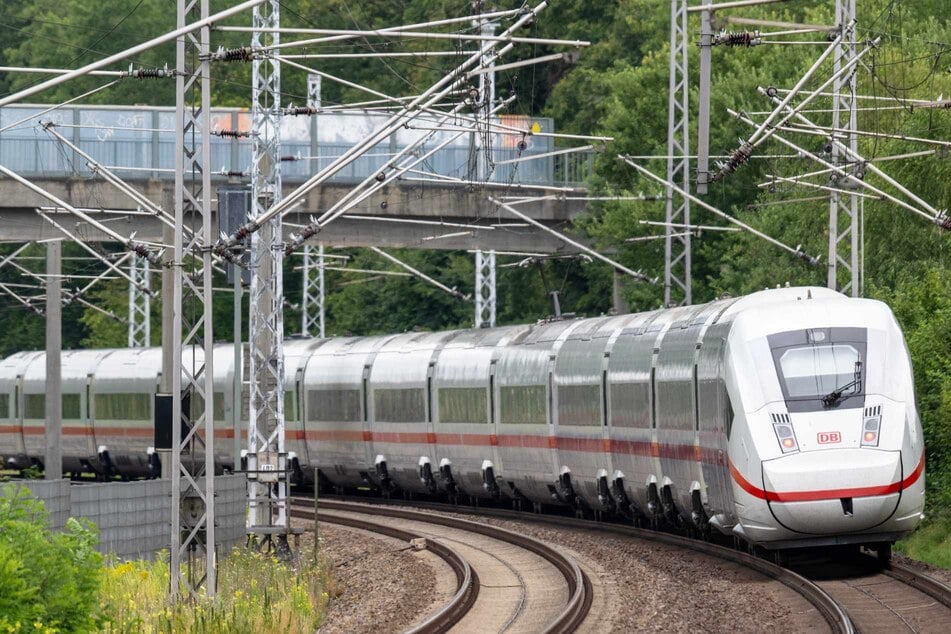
xmin=761 ymin=449 xmax=902 ymax=534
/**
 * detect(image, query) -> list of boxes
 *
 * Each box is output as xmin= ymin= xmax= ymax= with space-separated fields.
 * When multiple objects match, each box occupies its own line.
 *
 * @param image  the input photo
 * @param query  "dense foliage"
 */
xmin=0 ymin=485 xmax=102 ymax=633
xmin=0 ymin=1 xmax=948 ymax=517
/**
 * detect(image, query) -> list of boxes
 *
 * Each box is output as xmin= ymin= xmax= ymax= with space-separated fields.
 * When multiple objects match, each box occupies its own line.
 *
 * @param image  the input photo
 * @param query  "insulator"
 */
xmin=215 ymin=129 xmax=250 ymax=138
xmin=935 ymin=210 xmax=951 ymax=232
xmin=280 ymin=155 xmax=298 ymax=162
xmin=284 ymin=106 xmax=319 ymax=116
xmin=224 ymin=170 xmax=246 ymax=178
xmin=712 ymin=142 xmax=754 ymax=181
xmin=125 ymin=67 xmax=175 ymax=80
xmin=713 ymin=30 xmax=761 ymax=47
xmin=213 ymin=47 xmax=254 ymax=62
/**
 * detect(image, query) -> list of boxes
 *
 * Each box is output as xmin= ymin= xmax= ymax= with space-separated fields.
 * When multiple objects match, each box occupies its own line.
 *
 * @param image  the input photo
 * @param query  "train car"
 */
xmin=0 ymin=286 xmax=925 ymax=553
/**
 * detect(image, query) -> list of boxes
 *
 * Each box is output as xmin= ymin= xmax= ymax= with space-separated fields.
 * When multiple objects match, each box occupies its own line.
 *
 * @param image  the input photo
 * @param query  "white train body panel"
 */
xmin=0 ymin=287 xmax=925 ymax=549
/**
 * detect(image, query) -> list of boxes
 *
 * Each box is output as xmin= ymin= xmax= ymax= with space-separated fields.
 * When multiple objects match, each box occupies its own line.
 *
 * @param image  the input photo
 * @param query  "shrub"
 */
xmin=0 ymin=485 xmax=103 ymax=633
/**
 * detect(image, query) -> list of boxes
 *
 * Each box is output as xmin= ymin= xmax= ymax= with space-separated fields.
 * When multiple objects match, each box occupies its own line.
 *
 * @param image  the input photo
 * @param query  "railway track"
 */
xmin=289 ymin=498 xmax=592 ymax=634
xmin=294 ymin=494 xmax=853 ymax=633
xmin=791 ymin=553 xmax=951 ymax=634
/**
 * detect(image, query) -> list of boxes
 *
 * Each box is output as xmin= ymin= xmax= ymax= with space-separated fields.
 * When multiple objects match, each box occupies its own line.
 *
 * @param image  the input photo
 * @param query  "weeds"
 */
xmin=98 ymin=546 xmax=334 ymax=634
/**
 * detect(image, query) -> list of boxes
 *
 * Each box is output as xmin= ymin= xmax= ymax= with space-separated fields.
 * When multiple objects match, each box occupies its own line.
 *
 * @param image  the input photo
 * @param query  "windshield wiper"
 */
xmin=821 ymin=360 xmax=863 ymax=408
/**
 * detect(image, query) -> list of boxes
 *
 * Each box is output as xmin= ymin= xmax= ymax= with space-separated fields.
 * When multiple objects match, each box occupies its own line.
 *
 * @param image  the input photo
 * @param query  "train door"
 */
xmin=294 ymin=366 xmax=309 ymax=469
xmin=83 ymin=374 xmax=96 ymax=459
xmin=361 ymin=362 xmax=373 ymax=475
xmin=13 ymin=374 xmax=24 ymax=458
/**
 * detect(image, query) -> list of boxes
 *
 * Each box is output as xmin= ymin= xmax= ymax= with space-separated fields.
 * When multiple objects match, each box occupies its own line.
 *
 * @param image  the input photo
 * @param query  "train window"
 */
xmin=500 ymin=385 xmax=547 ymax=425
xmin=62 ymin=394 xmax=81 ymax=420
xmin=94 ymin=393 xmax=151 ymax=421
xmin=284 ymin=391 xmax=297 ymax=423
xmin=24 ymin=394 xmax=44 ymax=419
xmin=374 ymin=388 xmax=426 ymax=423
xmin=307 ymin=389 xmax=362 ymax=423
xmin=725 ymin=394 xmax=735 ymax=438
xmin=0 ymin=393 xmax=8 ymax=418
xmin=610 ymin=382 xmax=650 ymax=428
xmin=557 ymin=384 xmax=601 ymax=426
xmin=438 ymin=387 xmax=488 ymax=424
xmin=187 ymin=391 xmax=225 ymax=423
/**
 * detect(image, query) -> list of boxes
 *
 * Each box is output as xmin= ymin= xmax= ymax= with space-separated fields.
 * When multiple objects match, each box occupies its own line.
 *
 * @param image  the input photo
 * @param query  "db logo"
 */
xmin=817 ymin=431 xmax=842 ymax=444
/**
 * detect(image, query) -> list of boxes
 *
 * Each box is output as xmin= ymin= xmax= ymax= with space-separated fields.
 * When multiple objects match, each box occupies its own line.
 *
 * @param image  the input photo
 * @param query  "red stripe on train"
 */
xmin=729 ymin=452 xmax=925 ymax=502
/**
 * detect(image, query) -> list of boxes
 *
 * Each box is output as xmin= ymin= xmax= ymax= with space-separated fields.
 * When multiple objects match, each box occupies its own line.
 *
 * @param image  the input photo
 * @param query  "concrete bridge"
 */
xmin=0 ymin=104 xmax=594 ymax=252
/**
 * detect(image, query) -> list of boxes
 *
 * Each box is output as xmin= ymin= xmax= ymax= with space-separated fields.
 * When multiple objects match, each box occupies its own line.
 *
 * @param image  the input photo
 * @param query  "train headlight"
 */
xmin=773 ymin=423 xmax=799 ymax=453
xmin=862 ymin=416 xmax=881 ymax=447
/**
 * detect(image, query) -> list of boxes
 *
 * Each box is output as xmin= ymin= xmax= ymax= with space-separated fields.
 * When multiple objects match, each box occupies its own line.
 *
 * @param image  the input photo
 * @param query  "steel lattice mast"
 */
xmin=301 ymin=75 xmax=325 ymax=339
xmin=665 ymin=0 xmax=691 ymax=306
xmin=301 ymin=244 xmax=325 ymax=338
xmin=128 ymin=258 xmax=150 ymax=347
xmin=828 ymin=0 xmax=861 ymax=296
xmin=170 ymin=0 xmax=215 ymax=599
xmin=247 ymin=0 xmax=288 ymax=543
xmin=472 ymin=1 xmax=498 ymax=328
xmin=474 ymin=249 xmax=496 ymax=327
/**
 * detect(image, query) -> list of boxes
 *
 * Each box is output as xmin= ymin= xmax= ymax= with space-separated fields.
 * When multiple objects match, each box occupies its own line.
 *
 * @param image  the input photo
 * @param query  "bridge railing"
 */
xmin=0 ymin=105 xmax=593 ymax=188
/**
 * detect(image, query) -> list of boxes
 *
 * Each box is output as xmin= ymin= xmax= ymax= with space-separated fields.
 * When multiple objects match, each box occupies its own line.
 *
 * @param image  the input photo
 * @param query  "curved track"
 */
xmin=289 ymin=502 xmax=477 ymax=633
xmin=290 ymin=498 xmax=592 ymax=634
xmin=299 ymin=495 xmax=853 ymax=633
xmin=792 ymin=554 xmax=951 ymax=634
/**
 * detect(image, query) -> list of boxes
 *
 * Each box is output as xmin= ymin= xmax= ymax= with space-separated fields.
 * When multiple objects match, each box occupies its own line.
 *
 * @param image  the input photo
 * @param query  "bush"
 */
xmin=0 ymin=485 xmax=103 ymax=633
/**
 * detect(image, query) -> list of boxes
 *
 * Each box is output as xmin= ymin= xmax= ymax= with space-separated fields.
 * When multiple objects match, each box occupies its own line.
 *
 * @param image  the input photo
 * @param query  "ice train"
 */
xmin=0 ymin=287 xmax=925 ymax=550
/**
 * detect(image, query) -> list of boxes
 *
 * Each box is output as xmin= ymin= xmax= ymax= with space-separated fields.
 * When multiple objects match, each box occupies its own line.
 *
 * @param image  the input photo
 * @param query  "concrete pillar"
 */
xmin=45 ymin=241 xmax=62 ymax=480
xmin=612 ymin=270 xmax=630 ymax=315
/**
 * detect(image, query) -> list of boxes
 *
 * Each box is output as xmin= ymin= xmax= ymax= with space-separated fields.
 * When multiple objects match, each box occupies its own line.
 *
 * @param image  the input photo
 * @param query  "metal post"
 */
xmin=665 ymin=0 xmax=691 ymax=306
xmin=128 ymin=257 xmax=151 ymax=347
xmin=171 ymin=0 xmax=215 ymax=599
xmin=44 ymin=241 xmax=62 ymax=480
xmin=248 ymin=0 xmax=288 ymax=547
xmin=160 ymin=223 xmax=174 ymax=479
xmin=612 ymin=270 xmax=630 ymax=314
xmin=233 ymin=273 xmax=243 ymax=469
xmin=468 ymin=2 xmax=497 ymax=186
xmin=828 ymin=0 xmax=860 ymax=297
xmin=696 ymin=8 xmax=713 ymax=194
xmin=301 ymin=244 xmax=325 ymax=338
xmin=474 ymin=249 xmax=496 ymax=327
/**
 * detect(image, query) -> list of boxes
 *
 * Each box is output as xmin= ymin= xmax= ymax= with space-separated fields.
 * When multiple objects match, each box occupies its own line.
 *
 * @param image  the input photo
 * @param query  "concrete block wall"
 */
xmin=3 ymin=479 xmax=71 ymax=531
xmin=7 ymin=476 xmax=248 ymax=560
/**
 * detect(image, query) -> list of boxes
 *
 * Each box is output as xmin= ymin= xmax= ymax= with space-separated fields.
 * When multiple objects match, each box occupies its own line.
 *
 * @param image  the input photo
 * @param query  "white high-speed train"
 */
xmin=0 ymin=287 xmax=925 ymax=551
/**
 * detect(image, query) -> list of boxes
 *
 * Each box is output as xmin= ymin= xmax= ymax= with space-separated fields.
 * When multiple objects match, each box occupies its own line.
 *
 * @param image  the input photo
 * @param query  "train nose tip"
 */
xmin=762 ymin=449 xmax=902 ymax=534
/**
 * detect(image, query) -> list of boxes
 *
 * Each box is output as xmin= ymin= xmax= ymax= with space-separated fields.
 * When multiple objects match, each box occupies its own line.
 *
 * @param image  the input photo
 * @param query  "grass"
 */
xmin=896 ymin=515 xmax=951 ymax=569
xmin=97 ymin=546 xmax=334 ymax=634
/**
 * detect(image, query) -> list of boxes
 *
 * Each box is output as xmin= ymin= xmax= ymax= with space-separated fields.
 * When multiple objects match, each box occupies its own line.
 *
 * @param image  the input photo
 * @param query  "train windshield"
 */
xmin=768 ymin=328 xmax=867 ymax=412
xmin=778 ymin=345 xmax=859 ymax=398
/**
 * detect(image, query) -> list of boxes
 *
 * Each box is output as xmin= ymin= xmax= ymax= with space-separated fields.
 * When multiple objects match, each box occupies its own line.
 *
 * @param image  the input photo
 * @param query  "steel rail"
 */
xmin=292 ymin=498 xmax=593 ymax=634
xmin=289 ymin=504 xmax=478 ymax=634
xmin=307 ymin=494 xmax=850 ymax=634
xmin=884 ymin=561 xmax=951 ymax=608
